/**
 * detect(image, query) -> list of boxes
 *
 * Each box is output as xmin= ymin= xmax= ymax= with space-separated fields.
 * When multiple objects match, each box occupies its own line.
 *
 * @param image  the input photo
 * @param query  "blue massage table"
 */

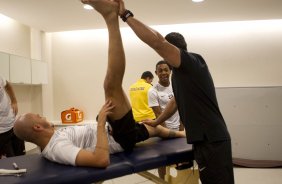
xmin=0 ymin=137 xmax=198 ymax=184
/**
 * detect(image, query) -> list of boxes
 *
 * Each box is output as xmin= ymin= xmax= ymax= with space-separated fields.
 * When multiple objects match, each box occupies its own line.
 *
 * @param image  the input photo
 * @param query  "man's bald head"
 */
xmin=13 ymin=113 xmax=49 ymax=143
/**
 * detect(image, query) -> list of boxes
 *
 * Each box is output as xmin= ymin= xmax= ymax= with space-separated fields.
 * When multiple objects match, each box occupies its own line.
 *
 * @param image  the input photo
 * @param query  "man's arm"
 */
xmin=151 ymin=106 xmax=166 ymax=127
xmin=5 ymin=81 xmax=18 ymax=115
xmin=75 ymin=100 xmax=114 ymax=167
xmin=144 ymin=97 xmax=178 ymax=127
xmin=118 ymin=0 xmax=181 ymax=68
xmin=148 ymin=88 xmax=166 ymax=126
xmin=151 ymin=106 xmax=162 ymax=118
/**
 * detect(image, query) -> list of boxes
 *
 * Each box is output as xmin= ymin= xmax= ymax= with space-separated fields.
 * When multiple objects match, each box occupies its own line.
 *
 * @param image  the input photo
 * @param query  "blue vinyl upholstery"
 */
xmin=0 ymin=137 xmax=193 ymax=184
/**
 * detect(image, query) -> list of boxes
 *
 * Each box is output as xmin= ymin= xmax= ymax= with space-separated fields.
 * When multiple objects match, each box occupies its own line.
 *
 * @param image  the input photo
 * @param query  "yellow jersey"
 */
xmin=129 ymin=79 xmax=156 ymax=122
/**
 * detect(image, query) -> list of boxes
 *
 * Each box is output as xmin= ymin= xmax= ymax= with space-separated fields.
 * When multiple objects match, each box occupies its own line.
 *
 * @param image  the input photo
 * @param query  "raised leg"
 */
xmin=85 ymin=0 xmax=131 ymax=120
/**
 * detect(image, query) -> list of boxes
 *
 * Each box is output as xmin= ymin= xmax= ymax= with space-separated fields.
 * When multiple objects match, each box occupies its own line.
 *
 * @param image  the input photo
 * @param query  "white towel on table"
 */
xmin=0 ymin=169 xmax=27 ymax=175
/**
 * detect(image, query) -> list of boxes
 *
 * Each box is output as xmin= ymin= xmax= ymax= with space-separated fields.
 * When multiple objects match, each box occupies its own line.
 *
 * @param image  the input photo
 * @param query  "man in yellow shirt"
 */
xmin=129 ymin=71 xmax=156 ymax=122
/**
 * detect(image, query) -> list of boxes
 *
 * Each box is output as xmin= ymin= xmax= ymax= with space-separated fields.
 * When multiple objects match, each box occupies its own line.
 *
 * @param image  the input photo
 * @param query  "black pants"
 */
xmin=194 ymin=140 xmax=234 ymax=184
xmin=0 ymin=128 xmax=25 ymax=157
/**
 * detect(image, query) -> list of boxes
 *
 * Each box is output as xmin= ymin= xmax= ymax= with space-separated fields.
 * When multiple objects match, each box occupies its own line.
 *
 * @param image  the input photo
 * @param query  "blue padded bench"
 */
xmin=0 ymin=137 xmax=194 ymax=184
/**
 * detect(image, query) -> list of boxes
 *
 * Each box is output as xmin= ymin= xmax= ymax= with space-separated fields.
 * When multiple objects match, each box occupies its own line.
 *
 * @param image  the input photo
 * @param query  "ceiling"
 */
xmin=0 ymin=0 xmax=282 ymax=32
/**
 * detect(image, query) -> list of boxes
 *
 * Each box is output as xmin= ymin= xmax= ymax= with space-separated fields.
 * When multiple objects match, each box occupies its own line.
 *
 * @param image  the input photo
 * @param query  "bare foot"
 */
xmin=180 ymin=130 xmax=186 ymax=138
xmin=81 ymin=0 xmax=119 ymax=18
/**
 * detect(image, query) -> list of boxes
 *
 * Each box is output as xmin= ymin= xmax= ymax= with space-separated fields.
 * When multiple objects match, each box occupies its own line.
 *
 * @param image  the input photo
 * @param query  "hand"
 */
xmin=142 ymin=119 xmax=159 ymax=127
xmin=81 ymin=0 xmax=119 ymax=18
xmin=11 ymin=102 xmax=18 ymax=116
xmin=116 ymin=0 xmax=126 ymax=16
xmin=97 ymin=100 xmax=115 ymax=126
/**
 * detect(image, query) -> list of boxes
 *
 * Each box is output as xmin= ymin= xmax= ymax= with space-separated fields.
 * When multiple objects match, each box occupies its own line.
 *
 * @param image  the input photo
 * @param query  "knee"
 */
xmin=145 ymin=124 xmax=158 ymax=137
xmin=155 ymin=125 xmax=162 ymax=136
xmin=103 ymin=79 xmax=115 ymax=95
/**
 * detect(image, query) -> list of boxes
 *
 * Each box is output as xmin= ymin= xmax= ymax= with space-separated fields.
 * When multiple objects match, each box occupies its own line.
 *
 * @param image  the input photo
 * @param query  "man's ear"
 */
xmin=145 ymin=77 xmax=151 ymax=83
xmin=32 ymin=124 xmax=44 ymax=132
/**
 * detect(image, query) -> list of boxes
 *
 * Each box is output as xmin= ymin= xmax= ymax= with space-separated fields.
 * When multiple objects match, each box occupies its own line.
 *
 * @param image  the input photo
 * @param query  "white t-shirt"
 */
xmin=41 ymin=123 xmax=123 ymax=166
xmin=0 ymin=77 xmax=15 ymax=134
xmin=148 ymin=83 xmax=180 ymax=130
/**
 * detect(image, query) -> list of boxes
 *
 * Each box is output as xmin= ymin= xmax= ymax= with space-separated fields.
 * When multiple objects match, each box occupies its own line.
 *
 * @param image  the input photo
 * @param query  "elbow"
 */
xmin=149 ymin=32 xmax=166 ymax=51
xmin=101 ymin=157 xmax=110 ymax=168
xmin=97 ymin=156 xmax=110 ymax=168
xmin=152 ymin=38 xmax=166 ymax=52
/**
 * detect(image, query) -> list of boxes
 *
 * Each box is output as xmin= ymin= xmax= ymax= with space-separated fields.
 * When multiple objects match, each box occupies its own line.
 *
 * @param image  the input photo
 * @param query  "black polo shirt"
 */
xmin=172 ymin=50 xmax=230 ymax=143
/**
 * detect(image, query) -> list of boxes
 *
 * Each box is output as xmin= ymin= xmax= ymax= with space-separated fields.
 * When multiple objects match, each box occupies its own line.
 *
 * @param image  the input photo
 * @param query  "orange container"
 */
xmin=61 ymin=108 xmax=84 ymax=124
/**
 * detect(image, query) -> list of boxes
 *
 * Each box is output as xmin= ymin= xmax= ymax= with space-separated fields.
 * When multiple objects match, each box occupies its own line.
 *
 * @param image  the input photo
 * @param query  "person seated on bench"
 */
xmin=13 ymin=0 xmax=185 ymax=168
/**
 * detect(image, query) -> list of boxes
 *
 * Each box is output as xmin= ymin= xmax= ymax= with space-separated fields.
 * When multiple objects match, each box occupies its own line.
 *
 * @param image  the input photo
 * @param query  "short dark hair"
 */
xmin=165 ymin=32 xmax=187 ymax=51
xmin=156 ymin=60 xmax=172 ymax=70
xmin=141 ymin=71 xmax=154 ymax=79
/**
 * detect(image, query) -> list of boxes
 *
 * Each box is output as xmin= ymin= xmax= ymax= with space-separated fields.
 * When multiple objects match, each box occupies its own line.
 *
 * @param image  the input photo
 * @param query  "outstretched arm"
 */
xmin=151 ymin=106 xmax=166 ymax=127
xmin=5 ymin=81 xmax=18 ymax=115
xmin=75 ymin=100 xmax=114 ymax=167
xmin=144 ymin=97 xmax=178 ymax=127
xmin=144 ymin=122 xmax=186 ymax=139
xmin=118 ymin=0 xmax=181 ymax=68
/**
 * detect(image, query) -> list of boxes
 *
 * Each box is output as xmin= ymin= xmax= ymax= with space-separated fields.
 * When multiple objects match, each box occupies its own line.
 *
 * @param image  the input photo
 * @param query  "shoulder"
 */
xmin=178 ymin=51 xmax=206 ymax=69
xmin=148 ymin=86 xmax=158 ymax=96
xmin=149 ymin=83 xmax=160 ymax=91
xmin=42 ymin=130 xmax=81 ymax=166
xmin=144 ymin=82 xmax=153 ymax=89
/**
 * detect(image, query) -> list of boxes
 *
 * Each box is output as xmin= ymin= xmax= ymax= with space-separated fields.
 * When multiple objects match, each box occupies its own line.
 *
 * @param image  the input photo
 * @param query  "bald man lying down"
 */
xmin=14 ymin=110 xmax=185 ymax=167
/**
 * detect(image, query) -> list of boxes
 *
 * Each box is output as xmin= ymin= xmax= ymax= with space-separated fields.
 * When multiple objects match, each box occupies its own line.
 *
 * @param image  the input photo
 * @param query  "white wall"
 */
xmin=50 ymin=19 xmax=282 ymax=121
xmin=217 ymin=87 xmax=282 ymax=160
xmin=0 ymin=14 xmax=43 ymax=116
xmin=50 ymin=29 xmax=160 ymax=121
xmin=0 ymin=14 xmax=30 ymax=58
xmin=41 ymin=33 xmax=54 ymax=120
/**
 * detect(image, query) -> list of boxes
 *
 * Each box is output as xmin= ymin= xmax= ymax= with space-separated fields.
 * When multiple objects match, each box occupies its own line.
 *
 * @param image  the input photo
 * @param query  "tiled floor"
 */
xmin=102 ymin=167 xmax=282 ymax=184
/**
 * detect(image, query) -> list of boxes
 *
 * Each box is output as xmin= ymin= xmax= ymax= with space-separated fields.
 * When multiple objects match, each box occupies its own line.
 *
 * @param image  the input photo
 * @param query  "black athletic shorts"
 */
xmin=0 ymin=128 xmax=25 ymax=157
xmin=107 ymin=110 xmax=149 ymax=152
xmin=194 ymin=140 xmax=234 ymax=184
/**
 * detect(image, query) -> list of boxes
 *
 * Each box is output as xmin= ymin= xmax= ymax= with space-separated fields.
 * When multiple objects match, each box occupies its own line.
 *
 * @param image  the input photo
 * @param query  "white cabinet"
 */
xmin=0 ymin=52 xmax=10 ymax=80
xmin=0 ymin=52 xmax=48 ymax=85
xmin=31 ymin=60 xmax=48 ymax=84
xmin=10 ymin=55 xmax=31 ymax=84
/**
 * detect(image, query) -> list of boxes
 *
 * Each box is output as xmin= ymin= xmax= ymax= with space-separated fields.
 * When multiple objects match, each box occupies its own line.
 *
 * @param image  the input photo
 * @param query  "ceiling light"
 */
xmin=192 ymin=0 xmax=205 ymax=2
xmin=83 ymin=4 xmax=94 ymax=10
xmin=0 ymin=13 xmax=13 ymax=24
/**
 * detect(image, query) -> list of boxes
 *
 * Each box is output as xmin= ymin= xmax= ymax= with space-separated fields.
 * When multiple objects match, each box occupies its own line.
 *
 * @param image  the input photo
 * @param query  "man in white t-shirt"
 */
xmin=148 ymin=60 xmax=182 ymax=131
xmin=148 ymin=61 xmax=182 ymax=179
xmin=15 ymin=104 xmax=124 ymax=167
xmin=0 ymin=76 xmax=25 ymax=158
xmin=13 ymin=0 xmax=186 ymax=168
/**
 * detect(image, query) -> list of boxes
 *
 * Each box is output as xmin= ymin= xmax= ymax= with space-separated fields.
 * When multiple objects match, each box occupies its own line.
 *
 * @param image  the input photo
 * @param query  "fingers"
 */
xmin=104 ymin=99 xmax=115 ymax=110
xmin=114 ymin=0 xmax=126 ymax=15
xmin=142 ymin=120 xmax=157 ymax=127
xmin=99 ymin=100 xmax=115 ymax=118
xmin=98 ymin=100 xmax=114 ymax=124
xmin=11 ymin=104 xmax=18 ymax=116
xmin=14 ymin=107 xmax=18 ymax=115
